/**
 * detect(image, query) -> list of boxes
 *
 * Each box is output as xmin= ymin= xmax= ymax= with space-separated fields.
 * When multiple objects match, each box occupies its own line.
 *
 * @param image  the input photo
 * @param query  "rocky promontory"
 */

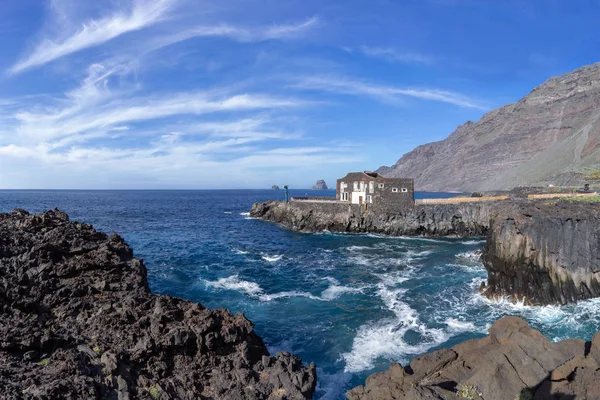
xmin=250 ymin=200 xmax=491 ymax=237
xmin=347 ymin=316 xmax=600 ymax=400
xmin=0 ymin=209 xmax=316 ymax=399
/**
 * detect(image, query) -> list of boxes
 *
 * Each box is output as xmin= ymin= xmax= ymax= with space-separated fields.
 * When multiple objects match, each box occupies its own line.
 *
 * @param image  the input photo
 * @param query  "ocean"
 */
xmin=2 ymin=189 xmax=600 ymax=399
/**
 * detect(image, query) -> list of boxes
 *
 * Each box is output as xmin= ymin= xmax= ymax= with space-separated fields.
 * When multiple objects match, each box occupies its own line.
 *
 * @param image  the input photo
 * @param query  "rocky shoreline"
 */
xmin=0 ymin=209 xmax=316 ymax=399
xmin=347 ymin=316 xmax=600 ymax=400
xmin=250 ymin=197 xmax=600 ymax=398
xmin=251 ymin=199 xmax=600 ymax=307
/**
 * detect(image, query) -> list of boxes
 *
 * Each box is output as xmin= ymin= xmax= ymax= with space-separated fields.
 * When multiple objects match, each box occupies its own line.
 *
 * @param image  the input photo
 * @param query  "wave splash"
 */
xmin=203 ymin=275 xmax=363 ymax=303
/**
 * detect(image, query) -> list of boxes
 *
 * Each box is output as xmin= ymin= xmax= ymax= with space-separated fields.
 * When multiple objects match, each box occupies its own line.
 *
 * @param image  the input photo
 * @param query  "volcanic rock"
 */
xmin=250 ymin=200 xmax=491 ymax=237
xmin=481 ymin=200 xmax=600 ymax=305
xmin=0 ymin=209 xmax=316 ymax=399
xmin=347 ymin=316 xmax=600 ymax=400
xmin=311 ymin=180 xmax=328 ymax=190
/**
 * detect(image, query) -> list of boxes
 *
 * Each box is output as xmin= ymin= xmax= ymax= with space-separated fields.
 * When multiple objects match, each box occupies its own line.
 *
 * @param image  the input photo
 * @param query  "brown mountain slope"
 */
xmin=377 ymin=63 xmax=600 ymax=191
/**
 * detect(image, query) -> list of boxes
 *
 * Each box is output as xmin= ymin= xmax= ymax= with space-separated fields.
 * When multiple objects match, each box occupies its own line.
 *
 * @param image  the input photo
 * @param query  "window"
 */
xmin=401 ymin=188 xmax=408 ymax=193
xmin=366 ymin=195 xmax=372 ymax=203
xmin=392 ymin=188 xmax=398 ymax=193
xmin=341 ymin=192 xmax=349 ymax=201
xmin=353 ymin=182 xmax=359 ymax=191
xmin=378 ymin=183 xmax=384 ymax=189
xmin=340 ymin=181 xmax=345 ymax=192
xmin=369 ymin=181 xmax=374 ymax=193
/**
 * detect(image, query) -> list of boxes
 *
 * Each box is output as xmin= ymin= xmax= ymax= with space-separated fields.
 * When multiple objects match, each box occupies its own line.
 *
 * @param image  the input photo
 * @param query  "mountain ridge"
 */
xmin=377 ymin=62 xmax=600 ymax=191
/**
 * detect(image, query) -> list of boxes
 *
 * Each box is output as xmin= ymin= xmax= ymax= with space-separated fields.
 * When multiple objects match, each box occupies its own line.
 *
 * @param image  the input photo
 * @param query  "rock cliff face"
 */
xmin=312 ymin=180 xmax=328 ymax=190
xmin=378 ymin=63 xmax=600 ymax=191
xmin=0 ymin=209 xmax=316 ymax=400
xmin=250 ymin=200 xmax=491 ymax=237
xmin=347 ymin=316 xmax=600 ymax=400
xmin=481 ymin=201 xmax=600 ymax=305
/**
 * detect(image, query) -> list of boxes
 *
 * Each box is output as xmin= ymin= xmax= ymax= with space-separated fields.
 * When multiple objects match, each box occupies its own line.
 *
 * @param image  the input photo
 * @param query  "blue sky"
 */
xmin=0 ymin=0 xmax=599 ymax=189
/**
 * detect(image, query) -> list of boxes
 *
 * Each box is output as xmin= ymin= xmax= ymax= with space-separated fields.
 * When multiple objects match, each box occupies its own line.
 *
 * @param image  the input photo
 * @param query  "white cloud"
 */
xmin=9 ymin=0 xmax=175 ymax=74
xmin=292 ymin=76 xmax=488 ymax=110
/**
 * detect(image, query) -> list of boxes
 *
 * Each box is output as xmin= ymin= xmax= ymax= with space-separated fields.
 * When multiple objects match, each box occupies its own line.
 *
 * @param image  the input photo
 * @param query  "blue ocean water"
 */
xmin=1 ymin=189 xmax=600 ymax=399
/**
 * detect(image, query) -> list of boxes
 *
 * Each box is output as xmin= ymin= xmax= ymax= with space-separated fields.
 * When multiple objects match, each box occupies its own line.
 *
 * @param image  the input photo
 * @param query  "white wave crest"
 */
xmin=342 ymin=283 xmax=448 ymax=373
xmin=233 ymin=249 xmax=249 ymax=255
xmin=204 ymin=275 xmax=263 ymax=297
xmin=445 ymin=318 xmax=477 ymax=332
xmin=460 ymin=239 xmax=487 ymax=245
xmin=239 ymin=212 xmax=250 ymax=216
xmin=223 ymin=211 xmax=232 ymax=214
xmin=455 ymin=251 xmax=482 ymax=263
xmin=262 ymin=254 xmax=283 ymax=262
xmin=204 ymin=275 xmax=363 ymax=302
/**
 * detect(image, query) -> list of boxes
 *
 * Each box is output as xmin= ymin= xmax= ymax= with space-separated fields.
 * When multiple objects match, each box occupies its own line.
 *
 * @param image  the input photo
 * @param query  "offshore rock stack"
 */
xmin=0 ymin=209 xmax=316 ymax=399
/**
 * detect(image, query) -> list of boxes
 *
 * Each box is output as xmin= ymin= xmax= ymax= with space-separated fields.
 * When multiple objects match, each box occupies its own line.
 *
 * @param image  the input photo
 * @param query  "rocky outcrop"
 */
xmin=271 ymin=185 xmax=280 ymax=190
xmin=481 ymin=200 xmax=600 ymax=305
xmin=250 ymin=200 xmax=491 ymax=237
xmin=378 ymin=63 xmax=600 ymax=191
xmin=0 ymin=209 xmax=316 ymax=399
xmin=347 ymin=316 xmax=600 ymax=400
xmin=311 ymin=180 xmax=328 ymax=190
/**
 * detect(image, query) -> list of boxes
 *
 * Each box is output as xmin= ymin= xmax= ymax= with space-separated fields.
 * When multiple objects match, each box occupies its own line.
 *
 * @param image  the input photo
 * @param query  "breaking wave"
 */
xmin=203 ymin=275 xmax=364 ymax=303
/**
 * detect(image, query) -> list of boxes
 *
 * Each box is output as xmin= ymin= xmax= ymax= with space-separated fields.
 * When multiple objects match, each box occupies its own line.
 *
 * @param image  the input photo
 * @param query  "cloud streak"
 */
xmin=356 ymin=46 xmax=435 ymax=65
xmin=292 ymin=76 xmax=488 ymax=110
xmin=9 ymin=0 xmax=175 ymax=74
xmin=144 ymin=16 xmax=320 ymax=55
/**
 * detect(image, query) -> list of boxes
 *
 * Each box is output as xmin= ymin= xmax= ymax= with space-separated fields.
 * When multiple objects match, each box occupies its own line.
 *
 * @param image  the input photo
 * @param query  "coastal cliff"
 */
xmin=0 ymin=209 xmax=316 ymax=399
xmin=347 ymin=316 xmax=600 ymax=400
xmin=250 ymin=200 xmax=491 ymax=237
xmin=481 ymin=201 xmax=600 ymax=305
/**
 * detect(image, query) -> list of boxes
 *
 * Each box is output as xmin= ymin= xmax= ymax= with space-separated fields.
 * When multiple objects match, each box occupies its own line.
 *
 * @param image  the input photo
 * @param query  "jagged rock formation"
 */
xmin=347 ymin=316 xmax=600 ymax=400
xmin=0 ymin=209 xmax=316 ymax=399
xmin=250 ymin=200 xmax=491 ymax=237
xmin=378 ymin=63 xmax=600 ymax=191
xmin=481 ymin=200 xmax=600 ymax=305
xmin=311 ymin=180 xmax=328 ymax=190
xmin=271 ymin=185 xmax=280 ymax=190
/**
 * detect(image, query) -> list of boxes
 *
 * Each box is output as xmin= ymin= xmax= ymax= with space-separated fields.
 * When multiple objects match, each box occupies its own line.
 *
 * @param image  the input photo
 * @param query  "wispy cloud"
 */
xmin=354 ymin=46 xmax=435 ymax=65
xmin=292 ymin=76 xmax=488 ymax=110
xmin=145 ymin=16 xmax=320 ymax=55
xmin=9 ymin=0 xmax=175 ymax=74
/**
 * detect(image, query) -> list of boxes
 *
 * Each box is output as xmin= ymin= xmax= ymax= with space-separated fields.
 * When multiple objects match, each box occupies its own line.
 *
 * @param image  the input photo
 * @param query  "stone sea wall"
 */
xmin=0 ymin=209 xmax=316 ymax=399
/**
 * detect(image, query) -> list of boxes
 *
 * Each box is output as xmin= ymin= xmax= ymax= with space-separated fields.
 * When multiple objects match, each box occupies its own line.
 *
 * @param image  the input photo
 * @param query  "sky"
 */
xmin=0 ymin=0 xmax=599 ymax=189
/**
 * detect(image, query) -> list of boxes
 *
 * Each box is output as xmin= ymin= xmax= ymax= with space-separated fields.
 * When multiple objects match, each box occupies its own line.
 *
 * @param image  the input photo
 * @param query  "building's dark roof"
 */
xmin=338 ymin=171 xmax=413 ymax=182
